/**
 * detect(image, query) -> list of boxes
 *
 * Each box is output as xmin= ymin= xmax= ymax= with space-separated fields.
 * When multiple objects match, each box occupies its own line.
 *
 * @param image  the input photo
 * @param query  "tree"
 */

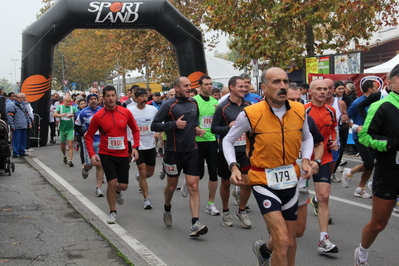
xmin=204 ymin=0 xmax=399 ymax=69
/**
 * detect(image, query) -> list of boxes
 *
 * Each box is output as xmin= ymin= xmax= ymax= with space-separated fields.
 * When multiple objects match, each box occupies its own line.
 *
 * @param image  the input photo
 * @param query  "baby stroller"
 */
xmin=0 ymin=119 xmax=15 ymax=175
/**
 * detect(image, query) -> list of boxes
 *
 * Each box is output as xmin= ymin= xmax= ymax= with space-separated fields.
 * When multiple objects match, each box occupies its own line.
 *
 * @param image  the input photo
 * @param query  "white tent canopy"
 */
xmin=205 ymin=55 xmax=245 ymax=87
xmin=364 ymin=54 xmax=399 ymax=73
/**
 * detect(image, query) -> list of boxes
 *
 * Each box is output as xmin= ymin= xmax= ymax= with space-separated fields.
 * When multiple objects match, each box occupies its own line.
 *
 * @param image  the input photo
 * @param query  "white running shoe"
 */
xmin=341 ymin=168 xmax=353 ymax=188
xmin=135 ymin=173 xmax=139 ymax=182
xmin=336 ymin=166 xmax=344 ymax=173
xmin=95 ymin=187 xmax=104 ymax=197
xmin=205 ymin=203 xmax=220 ymax=216
xmin=318 ymin=235 xmax=338 ymax=253
xmin=190 ymin=221 xmax=208 ymax=237
xmin=222 ymin=211 xmax=233 ymax=227
xmin=367 ymin=181 xmax=373 ymax=192
xmin=331 ymin=173 xmax=341 ymax=183
xmin=107 ymin=212 xmax=117 ymax=224
xmin=181 ymin=180 xmax=188 ymax=198
xmin=354 ymin=247 xmax=369 ymax=266
xmin=116 ymin=191 xmax=124 ymax=205
xmin=163 ymin=211 xmax=172 ymax=227
xmin=253 ymin=239 xmax=271 ymax=266
xmin=236 ymin=210 xmax=252 ymax=228
xmin=354 ymin=189 xmax=372 ymax=199
xmin=144 ymin=198 xmax=152 ymax=210
xmin=159 ymin=170 xmax=165 ymax=180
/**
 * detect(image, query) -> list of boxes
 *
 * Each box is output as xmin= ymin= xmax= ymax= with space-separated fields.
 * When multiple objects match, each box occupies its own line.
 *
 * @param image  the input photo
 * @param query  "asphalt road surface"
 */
xmin=27 ymin=143 xmax=399 ymax=266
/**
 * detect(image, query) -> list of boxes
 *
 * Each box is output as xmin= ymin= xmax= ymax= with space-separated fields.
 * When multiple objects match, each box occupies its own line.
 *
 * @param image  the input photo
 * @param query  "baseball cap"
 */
xmin=390 ymin=64 xmax=399 ymax=78
xmin=154 ymin=92 xmax=161 ymax=96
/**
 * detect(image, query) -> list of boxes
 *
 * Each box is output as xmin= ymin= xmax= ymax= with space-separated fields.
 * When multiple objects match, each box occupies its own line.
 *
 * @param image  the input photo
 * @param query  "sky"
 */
xmin=0 ymin=0 xmax=229 ymax=85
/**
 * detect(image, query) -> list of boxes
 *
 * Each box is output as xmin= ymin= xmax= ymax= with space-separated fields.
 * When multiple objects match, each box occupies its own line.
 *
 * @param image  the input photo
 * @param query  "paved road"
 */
xmin=24 ymin=143 xmax=399 ymax=265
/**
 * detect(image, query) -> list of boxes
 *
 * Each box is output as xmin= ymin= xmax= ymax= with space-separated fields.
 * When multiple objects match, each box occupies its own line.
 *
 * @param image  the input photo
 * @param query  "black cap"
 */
xmin=300 ymin=83 xmax=309 ymax=89
xmin=390 ymin=64 xmax=399 ymax=78
xmin=154 ymin=92 xmax=161 ymax=96
xmin=334 ymin=81 xmax=345 ymax=87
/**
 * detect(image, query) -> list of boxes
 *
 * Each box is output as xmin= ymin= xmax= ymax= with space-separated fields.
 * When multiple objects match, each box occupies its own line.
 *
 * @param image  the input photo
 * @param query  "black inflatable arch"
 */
xmin=21 ymin=0 xmax=207 ymax=146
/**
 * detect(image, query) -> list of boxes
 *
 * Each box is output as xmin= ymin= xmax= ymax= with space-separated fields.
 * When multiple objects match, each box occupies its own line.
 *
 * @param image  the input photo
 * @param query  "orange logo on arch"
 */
xmin=21 ymin=75 xmax=52 ymax=103
xmin=188 ymin=71 xmax=207 ymax=89
xmin=110 ymin=2 xmax=124 ymax=12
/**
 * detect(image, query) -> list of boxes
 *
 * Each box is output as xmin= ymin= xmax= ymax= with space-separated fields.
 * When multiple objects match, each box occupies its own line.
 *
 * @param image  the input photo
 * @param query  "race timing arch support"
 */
xmin=21 ymin=0 xmax=207 ymax=146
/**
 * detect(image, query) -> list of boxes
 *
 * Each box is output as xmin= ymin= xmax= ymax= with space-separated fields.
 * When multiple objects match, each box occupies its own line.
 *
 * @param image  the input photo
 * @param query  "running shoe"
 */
xmin=222 ymin=211 xmax=233 ymax=227
xmin=340 ymin=159 xmax=347 ymax=166
xmin=116 ymin=191 xmax=124 ymax=205
xmin=331 ymin=173 xmax=341 ymax=183
xmin=341 ymin=168 xmax=353 ymax=188
xmin=144 ymin=198 xmax=152 ymax=210
xmin=354 ymin=247 xmax=369 ymax=266
xmin=63 ymin=156 xmax=68 ymax=164
xmin=236 ymin=210 xmax=252 ymax=228
xmin=336 ymin=166 xmax=344 ymax=173
xmin=318 ymin=235 xmax=338 ymax=253
xmin=163 ymin=211 xmax=172 ymax=227
xmin=95 ymin=187 xmax=104 ymax=197
xmin=231 ymin=187 xmax=240 ymax=206
xmin=135 ymin=173 xmax=139 ymax=182
xmin=354 ymin=189 xmax=372 ymax=199
xmin=158 ymin=148 xmax=164 ymax=157
xmin=159 ymin=169 xmax=165 ymax=180
xmin=82 ymin=167 xmax=89 ymax=179
xmin=181 ymin=180 xmax=188 ymax=198
xmin=205 ymin=203 xmax=220 ymax=216
xmin=310 ymin=197 xmax=319 ymax=216
xmin=189 ymin=221 xmax=208 ymax=237
xmin=50 ymin=140 xmax=56 ymax=144
xmin=252 ymin=239 xmax=270 ymax=266
xmin=107 ymin=212 xmax=117 ymax=224
xmin=68 ymin=161 xmax=74 ymax=167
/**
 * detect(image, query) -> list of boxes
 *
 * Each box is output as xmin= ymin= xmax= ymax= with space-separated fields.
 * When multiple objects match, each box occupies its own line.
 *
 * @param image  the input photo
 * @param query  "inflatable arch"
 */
xmin=21 ymin=0 xmax=207 ymax=146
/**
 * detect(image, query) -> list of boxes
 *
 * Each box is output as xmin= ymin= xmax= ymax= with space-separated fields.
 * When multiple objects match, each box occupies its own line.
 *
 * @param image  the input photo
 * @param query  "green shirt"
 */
xmin=194 ymin=94 xmax=218 ymax=142
xmin=56 ymin=104 xmax=78 ymax=132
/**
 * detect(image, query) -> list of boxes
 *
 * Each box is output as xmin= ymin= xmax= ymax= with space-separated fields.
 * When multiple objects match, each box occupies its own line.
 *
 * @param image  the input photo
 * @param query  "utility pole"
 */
xmin=11 ymin=59 xmax=18 ymax=84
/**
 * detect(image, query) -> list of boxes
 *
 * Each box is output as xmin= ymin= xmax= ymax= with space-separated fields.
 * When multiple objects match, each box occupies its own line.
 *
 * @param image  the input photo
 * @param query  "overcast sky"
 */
xmin=0 ymin=0 xmax=228 ymax=85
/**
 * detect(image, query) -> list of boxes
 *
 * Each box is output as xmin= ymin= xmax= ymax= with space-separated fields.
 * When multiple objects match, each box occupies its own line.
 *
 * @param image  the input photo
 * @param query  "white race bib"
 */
xmin=163 ymin=163 xmax=178 ymax=175
xmin=201 ymin=116 xmax=213 ymax=129
xmin=138 ymin=119 xmax=151 ymax=135
xmin=234 ymin=133 xmax=246 ymax=146
xmin=266 ymin=164 xmax=298 ymax=190
xmin=108 ymin=137 xmax=125 ymax=150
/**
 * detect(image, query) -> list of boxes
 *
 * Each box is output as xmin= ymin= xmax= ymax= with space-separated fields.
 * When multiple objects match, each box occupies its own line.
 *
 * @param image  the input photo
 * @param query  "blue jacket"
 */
xmin=6 ymin=101 xmax=31 ymax=130
xmin=347 ymin=95 xmax=367 ymax=139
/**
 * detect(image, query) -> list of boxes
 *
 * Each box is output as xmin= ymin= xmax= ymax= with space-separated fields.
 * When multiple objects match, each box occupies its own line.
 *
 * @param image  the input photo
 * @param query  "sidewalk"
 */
xmin=0 ymin=156 xmax=129 ymax=265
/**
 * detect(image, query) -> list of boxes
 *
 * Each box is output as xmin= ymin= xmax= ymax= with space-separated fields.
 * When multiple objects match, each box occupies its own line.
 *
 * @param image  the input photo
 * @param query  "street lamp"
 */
xmin=11 ymin=59 xmax=19 ymax=84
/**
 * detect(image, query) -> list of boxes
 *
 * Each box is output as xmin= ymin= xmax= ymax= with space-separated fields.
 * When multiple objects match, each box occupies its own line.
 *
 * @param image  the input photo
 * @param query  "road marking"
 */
xmin=32 ymin=157 xmax=167 ymax=266
xmin=309 ymin=189 xmax=399 ymax=218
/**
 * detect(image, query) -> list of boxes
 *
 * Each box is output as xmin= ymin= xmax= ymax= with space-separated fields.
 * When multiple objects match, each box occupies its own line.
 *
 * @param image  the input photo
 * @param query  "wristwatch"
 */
xmin=314 ymin=159 xmax=321 ymax=168
xmin=229 ymin=162 xmax=240 ymax=170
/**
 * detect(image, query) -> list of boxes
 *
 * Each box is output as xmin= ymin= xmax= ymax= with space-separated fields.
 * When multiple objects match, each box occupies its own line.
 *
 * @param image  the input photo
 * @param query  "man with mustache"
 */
xmin=128 ymin=88 xmax=158 ymax=210
xmin=305 ymin=79 xmax=339 ymax=254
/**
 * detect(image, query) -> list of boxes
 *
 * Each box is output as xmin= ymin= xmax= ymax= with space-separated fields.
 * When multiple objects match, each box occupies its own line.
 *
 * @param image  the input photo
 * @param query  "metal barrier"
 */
xmin=30 ymin=113 xmax=41 ymax=147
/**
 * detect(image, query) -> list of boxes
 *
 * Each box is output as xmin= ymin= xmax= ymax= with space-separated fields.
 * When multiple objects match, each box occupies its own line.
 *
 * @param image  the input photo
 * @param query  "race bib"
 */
xmin=163 ymin=163 xmax=178 ymax=175
xmin=61 ymin=115 xmax=71 ymax=121
xmin=201 ymin=116 xmax=213 ymax=129
xmin=234 ymin=133 xmax=246 ymax=146
xmin=108 ymin=137 xmax=125 ymax=150
xmin=137 ymin=119 xmax=151 ymax=135
xmin=265 ymin=164 xmax=298 ymax=190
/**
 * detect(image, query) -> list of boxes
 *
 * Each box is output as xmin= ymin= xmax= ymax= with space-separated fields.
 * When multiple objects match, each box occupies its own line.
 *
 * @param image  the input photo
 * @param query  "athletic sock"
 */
xmin=207 ymin=201 xmax=214 ymax=206
xmin=260 ymin=244 xmax=272 ymax=258
xmin=223 ymin=209 xmax=229 ymax=213
xmin=320 ymin=232 xmax=328 ymax=241
xmin=164 ymin=204 xmax=171 ymax=212
xmin=358 ymin=244 xmax=369 ymax=262
xmin=191 ymin=217 xmax=199 ymax=225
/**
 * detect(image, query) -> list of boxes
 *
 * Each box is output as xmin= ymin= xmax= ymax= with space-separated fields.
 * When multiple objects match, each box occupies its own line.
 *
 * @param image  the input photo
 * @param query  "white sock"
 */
xmin=358 ymin=244 xmax=369 ymax=262
xmin=320 ymin=232 xmax=328 ymax=241
xmin=347 ymin=169 xmax=352 ymax=175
